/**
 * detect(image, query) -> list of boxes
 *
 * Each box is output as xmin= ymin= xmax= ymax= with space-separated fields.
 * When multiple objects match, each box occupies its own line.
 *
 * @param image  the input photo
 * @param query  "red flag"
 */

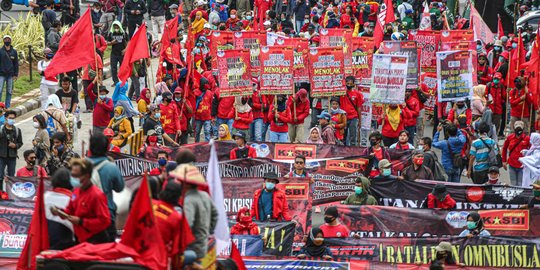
xmin=508 ymin=30 xmax=527 ymax=88
xmin=121 ymin=175 xmax=167 ymax=270
xmin=118 ymin=23 xmax=150 ymax=84
xmin=497 ymin=14 xmax=504 ymax=39
xmin=44 ymin=9 xmax=94 ymax=78
xmin=17 ymin=177 xmax=49 ymax=270
xmin=373 ymin=0 xmax=395 ymax=47
xmin=161 ymin=18 xmax=182 ymax=65
xmin=230 ymin=242 xmax=247 ymax=270
xmin=178 ymin=213 xmax=195 ymax=254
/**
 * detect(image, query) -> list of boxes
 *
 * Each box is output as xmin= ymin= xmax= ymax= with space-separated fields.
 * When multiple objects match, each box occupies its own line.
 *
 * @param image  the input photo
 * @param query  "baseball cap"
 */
xmin=378 ymin=159 xmax=391 ymax=168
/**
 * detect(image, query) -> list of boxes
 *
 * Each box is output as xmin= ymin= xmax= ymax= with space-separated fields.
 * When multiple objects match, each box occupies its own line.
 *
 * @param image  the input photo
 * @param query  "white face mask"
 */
xmin=230 ymin=15 xmax=236 ymax=19
xmin=33 ymin=122 xmax=40 ymax=129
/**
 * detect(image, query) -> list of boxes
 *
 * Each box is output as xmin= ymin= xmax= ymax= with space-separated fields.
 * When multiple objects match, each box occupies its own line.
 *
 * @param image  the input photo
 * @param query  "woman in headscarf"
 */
xmin=107 ymin=106 xmax=133 ymax=147
xmin=287 ymin=88 xmax=310 ymax=143
xmin=137 ymin=88 xmax=152 ymax=127
xmin=520 ymin=133 xmax=540 ymax=187
xmin=41 ymin=94 xmax=70 ymax=141
xmin=378 ymin=104 xmax=411 ymax=147
xmin=329 ymin=97 xmax=347 ymax=143
xmin=113 ymin=82 xmax=140 ymax=132
xmin=471 ymin=85 xmax=486 ymax=121
xmin=458 ymin=211 xmax=490 ymax=237
xmin=217 ymin=124 xmax=233 ymax=141
xmin=230 ymin=207 xmax=260 ymax=235
xmin=231 ymin=96 xmax=253 ymax=138
xmin=306 ymin=127 xmax=324 ymax=144
xmin=297 ymin=227 xmax=333 ymax=260
xmin=192 ymin=11 xmax=208 ymax=36
xmin=268 ymin=95 xmax=292 ymax=142
xmin=33 ymin=114 xmax=50 ymax=165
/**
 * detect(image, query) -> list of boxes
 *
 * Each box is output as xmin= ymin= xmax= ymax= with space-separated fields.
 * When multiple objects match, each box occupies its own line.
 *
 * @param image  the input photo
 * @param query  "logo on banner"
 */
xmin=274 ymin=144 xmax=316 ymax=160
xmin=466 ymin=186 xmax=485 ymax=202
xmin=479 ymin=210 xmax=529 ymax=230
xmin=492 ymin=186 xmax=524 ymax=202
xmin=250 ymin=143 xmax=271 ymax=158
xmin=0 ymin=219 xmax=13 ymax=234
xmin=325 ymin=159 xmax=369 ymax=173
xmin=278 ymin=183 xmax=309 ymax=200
xmin=11 ymin=182 xmax=35 ymax=199
xmin=445 ymin=211 xmax=469 ymax=228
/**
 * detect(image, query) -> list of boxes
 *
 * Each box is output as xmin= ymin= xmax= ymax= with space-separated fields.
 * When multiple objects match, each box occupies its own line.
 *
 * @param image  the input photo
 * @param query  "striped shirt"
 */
xmin=470 ymin=135 xmax=498 ymax=172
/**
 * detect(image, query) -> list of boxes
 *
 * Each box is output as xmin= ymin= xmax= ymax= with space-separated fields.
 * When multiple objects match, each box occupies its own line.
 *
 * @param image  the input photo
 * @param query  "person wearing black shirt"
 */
xmin=55 ymin=77 xmax=79 ymax=113
xmin=106 ymin=21 xmax=127 ymax=86
xmin=229 ymin=131 xmax=256 ymax=160
xmin=142 ymin=104 xmax=179 ymax=146
xmin=0 ymin=110 xmax=23 ymax=186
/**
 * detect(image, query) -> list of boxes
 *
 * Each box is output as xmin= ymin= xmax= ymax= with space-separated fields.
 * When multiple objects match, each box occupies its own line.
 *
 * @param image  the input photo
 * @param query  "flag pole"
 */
xmin=90 ymin=10 xmax=100 ymax=86
xmin=145 ymin=25 xmax=155 ymax=89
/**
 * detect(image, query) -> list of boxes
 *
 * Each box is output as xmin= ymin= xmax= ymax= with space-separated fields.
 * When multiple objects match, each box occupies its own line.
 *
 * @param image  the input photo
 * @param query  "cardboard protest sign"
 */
xmin=408 ymin=30 xmax=440 ymax=73
xmin=436 ymin=50 xmax=474 ymax=102
xmin=380 ymin=40 xmax=420 ymax=89
xmin=308 ymin=47 xmax=345 ymax=98
xmin=319 ymin=28 xmax=353 ymax=74
xmin=233 ymin=31 xmax=265 ymax=77
xmin=276 ymin=38 xmax=310 ymax=84
xmin=209 ymin=31 xmax=235 ymax=74
xmin=369 ymin=54 xmax=408 ymax=104
xmin=259 ymin=46 xmax=294 ymax=95
xmin=216 ymin=49 xmax=253 ymax=97
xmin=351 ymin=37 xmax=375 ymax=86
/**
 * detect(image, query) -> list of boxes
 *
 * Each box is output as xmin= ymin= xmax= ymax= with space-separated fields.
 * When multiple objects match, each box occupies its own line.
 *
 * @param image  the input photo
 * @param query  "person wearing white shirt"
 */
xmin=37 ymin=48 xmax=59 ymax=110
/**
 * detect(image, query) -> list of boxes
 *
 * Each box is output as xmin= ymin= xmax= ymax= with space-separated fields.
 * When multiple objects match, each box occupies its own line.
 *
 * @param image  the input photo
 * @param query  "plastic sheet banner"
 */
xmin=275 ymin=38 xmax=310 ymax=84
xmin=234 ymin=31 xmax=266 ymax=77
xmin=369 ymin=54 xmax=409 ymax=104
xmin=0 ymin=201 xmax=33 ymax=235
xmin=259 ymin=46 xmax=294 ymax=95
xmin=216 ymin=49 xmax=253 ymax=97
xmin=325 ymin=205 xmax=540 ymax=238
xmin=325 ymin=236 xmax=540 ymax=268
xmin=308 ymin=47 xmax=345 ymax=98
xmin=379 ymin=41 xmax=420 ymax=89
xmin=230 ymin=222 xmax=296 ymax=257
xmin=244 ymin=259 xmax=350 ymax=269
xmin=437 ymin=50 xmax=474 ymax=102
xmin=420 ymin=72 xmax=437 ymax=117
xmin=440 ymin=30 xmax=474 ymax=44
xmin=408 ymin=30 xmax=440 ymax=73
xmin=209 ymin=31 xmax=235 ymax=74
xmin=470 ymin=5 xmax=495 ymax=45
xmin=319 ymin=29 xmax=353 ymax=74
xmin=351 ymin=37 xmax=375 ymax=87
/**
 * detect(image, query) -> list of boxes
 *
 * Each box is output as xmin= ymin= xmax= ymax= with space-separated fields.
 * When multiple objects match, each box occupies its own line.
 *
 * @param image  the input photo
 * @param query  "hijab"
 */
xmin=296 ymin=89 xmax=308 ymax=103
xmin=110 ymin=20 xmax=125 ymax=34
xmin=46 ymin=94 xmax=62 ymax=109
xmin=112 ymin=106 xmax=126 ymax=125
xmin=218 ymin=124 xmax=232 ymax=141
xmin=277 ymin=96 xmax=287 ymax=112
xmin=466 ymin=212 xmax=486 ymax=235
xmin=192 ymin=11 xmax=208 ymax=33
xmin=306 ymin=127 xmax=324 ymax=144
xmin=472 ymin=85 xmax=486 ymax=105
xmin=235 ymin=96 xmax=252 ymax=113
xmin=138 ymin=88 xmax=151 ymax=104
xmin=386 ymin=105 xmax=401 ymax=131
xmin=527 ymin=133 xmax=540 ymax=155
xmin=304 ymin=227 xmax=328 ymax=258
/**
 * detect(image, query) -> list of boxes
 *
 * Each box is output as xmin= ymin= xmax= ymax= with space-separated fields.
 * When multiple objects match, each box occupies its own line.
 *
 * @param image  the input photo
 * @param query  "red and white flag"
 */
xmin=373 ymin=0 xmax=395 ymax=47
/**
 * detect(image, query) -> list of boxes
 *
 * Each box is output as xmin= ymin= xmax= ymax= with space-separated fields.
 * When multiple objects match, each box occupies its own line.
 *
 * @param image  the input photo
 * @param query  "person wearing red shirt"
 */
xmin=153 ymin=181 xmax=183 ymax=257
xmin=341 ymin=76 xmax=364 ymax=146
xmin=426 ymin=184 xmax=456 ymax=209
xmin=250 ymin=81 xmax=264 ymax=142
xmin=446 ymin=100 xmax=472 ymax=127
xmin=378 ymin=104 xmax=412 ymax=147
xmin=255 ymin=0 xmax=272 ymax=29
xmin=366 ymin=1 xmax=379 ymax=22
xmin=502 ymin=121 xmax=531 ymax=186
xmin=230 ymin=131 xmax=257 ymax=160
xmin=319 ymin=206 xmax=350 ymax=238
xmin=268 ymin=95 xmax=292 ymax=142
xmin=230 ymin=207 xmax=260 ymax=235
xmin=251 ymin=172 xmax=291 ymax=221
xmin=194 ymin=81 xmax=214 ymax=142
xmin=509 ymin=77 xmax=536 ymax=134
xmin=85 ymin=79 xmax=114 ymax=135
xmin=230 ymin=96 xmax=254 ymax=137
xmin=340 ymin=5 xmax=355 ymax=28
xmin=287 ymin=89 xmax=310 ymax=143
xmin=52 ymin=158 xmax=111 ymax=244
xmin=485 ymin=72 xmax=506 ymax=134
xmin=103 ymin=128 xmax=121 ymax=153
xmin=403 ymin=89 xmax=420 ymax=144
xmin=16 ymin=150 xmax=48 ymax=177
xmin=226 ymin=9 xmax=240 ymax=30
xmin=215 ymin=95 xmax=235 ymax=138
xmin=160 ymin=91 xmax=182 ymax=146
xmin=477 ymin=53 xmax=493 ymax=85
xmin=172 ymin=87 xmax=194 ymax=145
xmin=81 ymin=53 xmax=103 ymax=112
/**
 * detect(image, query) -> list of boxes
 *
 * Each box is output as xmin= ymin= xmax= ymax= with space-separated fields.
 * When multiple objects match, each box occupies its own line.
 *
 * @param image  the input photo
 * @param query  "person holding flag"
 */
xmin=509 ymin=77 xmax=536 ymax=134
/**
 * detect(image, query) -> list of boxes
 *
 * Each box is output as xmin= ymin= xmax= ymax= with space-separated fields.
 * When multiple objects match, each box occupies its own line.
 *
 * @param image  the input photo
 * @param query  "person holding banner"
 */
xmin=401 ymin=150 xmax=433 ymax=181
xmin=426 ymin=184 xmax=456 ymax=209
xmin=379 ymin=104 xmax=411 ymax=147
xmin=502 ymin=121 xmax=531 ymax=186
xmin=231 ymin=96 xmax=254 ymax=138
xmin=268 ymin=95 xmax=292 ymax=143
xmin=230 ymin=207 xmax=260 ymax=235
xmin=287 ymin=89 xmax=310 ymax=143
xmin=297 ymin=227 xmax=333 ymax=260
xmin=251 ymin=172 xmax=291 ymax=222
xmin=341 ymin=76 xmax=363 ymax=146
xmin=458 ymin=211 xmax=491 ymax=237
xmin=319 ymin=206 xmax=350 ymax=238
xmin=372 ymin=159 xmax=398 ymax=181
xmin=230 ymin=131 xmax=256 ymax=159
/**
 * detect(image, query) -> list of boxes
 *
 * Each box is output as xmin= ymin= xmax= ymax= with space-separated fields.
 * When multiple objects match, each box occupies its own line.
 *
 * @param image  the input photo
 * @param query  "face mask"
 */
xmin=382 ymin=168 xmax=391 ymax=176
xmin=457 ymin=104 xmax=465 ymax=109
xmin=246 ymin=16 xmax=252 ymax=20
xmin=114 ymin=115 xmax=123 ymax=120
xmin=498 ymin=56 xmax=504 ymax=62
xmin=534 ymin=190 xmax=540 ymax=197
xmin=240 ymin=215 xmax=252 ymax=223
xmin=467 ymin=221 xmax=477 ymax=230
xmin=417 ymin=145 xmax=424 ymax=150
xmin=512 ymin=43 xmax=517 ymax=49
xmin=324 ymin=216 xmax=335 ymax=223
xmin=493 ymin=79 xmax=500 ymax=84
xmin=7 ymin=119 xmax=14 ymax=126
xmin=70 ymin=176 xmax=81 ymax=188
xmin=494 ymin=46 xmax=501 ymax=51
xmin=33 ymin=122 xmax=40 ymax=129
xmin=476 ymin=44 xmax=482 ymax=50
xmin=46 ymin=53 xmax=54 ymax=59
xmin=164 ymin=98 xmax=172 ymax=103
xmin=265 ymin=182 xmax=275 ymax=190
xmin=4 ymin=42 xmax=10 ymax=47
xmin=515 ymin=127 xmax=523 ymax=135
xmin=57 ymin=145 xmax=65 ymax=152
xmin=196 ymin=42 xmax=202 ymax=47
xmin=369 ymin=140 xmax=378 ymax=147
xmin=28 ymin=160 xmax=35 ymax=166
xmin=515 ymin=82 xmax=523 ymax=89
xmin=230 ymin=15 xmax=236 ymax=19
xmin=488 ymin=177 xmax=498 ymax=184
xmin=154 ymin=112 xmax=161 ymax=118
xmin=313 ymin=238 xmax=324 ymax=246
xmin=158 ymin=158 xmax=167 ymax=167
xmin=413 ymin=157 xmax=424 ymax=166
xmin=304 ymin=19 xmax=309 ymax=23
xmin=93 ymin=8 xmax=100 ymax=12
xmin=99 ymin=95 xmax=107 ymax=100
xmin=346 ymin=85 xmax=354 ymax=90
xmin=175 ymin=97 xmax=181 ymax=102
xmin=354 ymin=186 xmax=362 ymax=195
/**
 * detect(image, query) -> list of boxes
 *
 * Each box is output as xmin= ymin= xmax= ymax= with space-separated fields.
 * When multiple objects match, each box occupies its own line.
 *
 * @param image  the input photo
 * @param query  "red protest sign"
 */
xmin=259 ymin=46 xmax=294 ymax=95
xmin=440 ymin=30 xmax=474 ymax=44
xmin=408 ymin=30 xmax=440 ymax=73
xmin=351 ymin=37 xmax=375 ymax=86
xmin=278 ymin=38 xmax=310 ymax=84
xmin=308 ymin=47 xmax=345 ymax=98
xmin=209 ymin=31 xmax=235 ymax=74
xmin=319 ymin=29 xmax=353 ymax=75
xmin=234 ymin=31 xmax=266 ymax=77
xmin=216 ymin=49 xmax=252 ymax=97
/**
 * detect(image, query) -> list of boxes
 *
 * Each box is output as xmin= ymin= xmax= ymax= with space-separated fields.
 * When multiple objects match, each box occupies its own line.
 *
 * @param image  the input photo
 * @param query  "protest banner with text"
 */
xmin=233 ymin=31 xmax=265 ymax=77
xmin=308 ymin=47 xmax=345 ymax=98
xmin=209 ymin=31 xmax=234 ymax=75
xmin=369 ymin=54 xmax=409 ymax=104
xmin=216 ymin=49 xmax=253 ymax=97
xmin=408 ymin=30 xmax=440 ymax=73
xmin=351 ymin=37 xmax=374 ymax=87
xmin=379 ymin=41 xmax=420 ymax=89
xmin=259 ymin=46 xmax=294 ymax=95
xmin=437 ymin=50 xmax=474 ymax=101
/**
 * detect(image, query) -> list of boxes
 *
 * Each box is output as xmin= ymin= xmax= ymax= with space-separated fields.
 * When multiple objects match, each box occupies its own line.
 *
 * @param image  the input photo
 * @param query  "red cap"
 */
xmin=103 ymin=128 xmax=114 ymax=136
xmin=148 ymin=135 xmax=158 ymax=143
xmin=311 ymin=35 xmax=320 ymax=43
xmin=174 ymin=87 xmax=183 ymax=94
xmin=149 ymin=168 xmax=161 ymax=176
xmin=500 ymin=51 xmax=509 ymax=60
xmin=0 ymin=102 xmax=4 ymax=108
xmin=493 ymin=72 xmax=503 ymax=79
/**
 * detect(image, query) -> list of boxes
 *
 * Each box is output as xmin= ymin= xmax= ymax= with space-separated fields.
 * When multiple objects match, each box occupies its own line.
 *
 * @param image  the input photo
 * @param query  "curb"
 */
xmin=12 ymin=66 xmax=112 ymax=117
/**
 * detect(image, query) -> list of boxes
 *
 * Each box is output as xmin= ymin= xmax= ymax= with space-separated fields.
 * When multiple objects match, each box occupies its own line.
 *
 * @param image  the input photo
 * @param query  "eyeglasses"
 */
xmin=295 ymin=161 xmax=304 ymax=164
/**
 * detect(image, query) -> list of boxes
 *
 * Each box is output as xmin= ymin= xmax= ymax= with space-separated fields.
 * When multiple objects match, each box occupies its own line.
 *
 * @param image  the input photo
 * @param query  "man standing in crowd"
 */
xmin=107 ymin=21 xmax=127 ymax=87
xmin=287 ymin=89 xmax=309 ymax=143
xmin=485 ymin=72 xmax=506 ymax=134
xmin=341 ymin=76 xmax=363 ymax=146
xmin=0 ymin=35 xmax=18 ymax=108
xmin=502 ymin=121 xmax=530 ymax=186
xmin=344 ymin=176 xmax=377 ymax=205
xmin=433 ymin=124 xmax=466 ymax=183
xmin=160 ymin=91 xmax=181 ymax=146
xmin=99 ymin=0 xmax=124 ymax=34
xmin=286 ymin=155 xmax=308 ymax=178
xmin=143 ymin=104 xmax=179 ymax=146
xmin=319 ymin=206 xmax=349 ymax=238
xmin=56 ymin=77 xmax=79 ymax=114
xmin=230 ymin=131 xmax=256 ymax=159
xmin=401 ymin=150 xmax=434 ymax=181
xmin=251 ymin=172 xmax=291 ymax=221
xmin=468 ymin=122 xmax=499 ymax=184
xmin=318 ymin=111 xmax=336 ymax=144
xmin=509 ymin=77 xmax=535 ymax=134
xmin=124 ymin=0 xmax=147 ymax=37
xmin=16 ymin=150 xmax=47 ymax=177
xmin=0 ymin=110 xmax=22 ymax=183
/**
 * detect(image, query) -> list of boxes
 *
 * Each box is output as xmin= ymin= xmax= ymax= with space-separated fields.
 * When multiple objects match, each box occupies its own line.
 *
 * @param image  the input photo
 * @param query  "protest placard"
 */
xmin=436 ymin=50 xmax=474 ymax=102
xmin=259 ymin=46 xmax=294 ymax=95
xmin=234 ymin=31 xmax=266 ymax=77
xmin=278 ymin=38 xmax=310 ymax=84
xmin=408 ymin=30 xmax=440 ymax=73
xmin=216 ymin=49 xmax=253 ymax=97
xmin=369 ymin=54 xmax=408 ymax=104
xmin=380 ymin=40 xmax=420 ymax=89
xmin=319 ymin=29 xmax=353 ymax=74
xmin=351 ymin=37 xmax=374 ymax=86
xmin=209 ymin=31 xmax=235 ymax=74
xmin=308 ymin=47 xmax=345 ymax=98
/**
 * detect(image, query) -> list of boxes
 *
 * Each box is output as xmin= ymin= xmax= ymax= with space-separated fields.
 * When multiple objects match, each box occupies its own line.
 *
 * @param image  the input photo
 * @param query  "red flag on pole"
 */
xmin=17 ymin=177 xmax=49 ymax=270
xmin=44 ymin=9 xmax=94 ymax=78
xmin=160 ymin=18 xmax=182 ymax=65
xmin=118 ymin=23 xmax=150 ymax=84
xmin=230 ymin=242 xmax=247 ymax=270
xmin=497 ymin=14 xmax=504 ymax=39
xmin=121 ymin=174 xmax=167 ymax=270
xmin=373 ymin=0 xmax=395 ymax=47
xmin=508 ymin=30 xmax=527 ymax=88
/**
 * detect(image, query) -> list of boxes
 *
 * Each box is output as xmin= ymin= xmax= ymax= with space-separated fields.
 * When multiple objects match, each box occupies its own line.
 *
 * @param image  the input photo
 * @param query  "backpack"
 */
xmin=425 ymin=151 xmax=448 ymax=182
xmin=479 ymin=138 xmax=503 ymax=168
xmin=44 ymin=111 xmax=58 ymax=136
xmin=91 ymin=160 xmax=111 ymax=191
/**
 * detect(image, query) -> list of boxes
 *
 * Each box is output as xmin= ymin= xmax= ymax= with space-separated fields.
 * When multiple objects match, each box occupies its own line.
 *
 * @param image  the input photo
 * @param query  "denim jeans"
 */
xmin=0 ymin=157 xmax=16 ymax=186
xmin=346 ymin=118 xmax=359 ymax=146
xmin=110 ymin=54 xmax=124 ymax=84
xmin=269 ymin=131 xmax=289 ymax=142
xmin=195 ymin=120 xmax=212 ymax=142
xmin=215 ymin=117 xmax=234 ymax=137
xmin=295 ymin=20 xmax=304 ymax=33
xmin=446 ymin=167 xmax=461 ymax=183
xmin=250 ymin=118 xmax=263 ymax=141
xmin=0 ymin=76 xmax=14 ymax=108
xmin=261 ymin=122 xmax=270 ymax=141
xmin=508 ymin=165 xmax=523 ymax=186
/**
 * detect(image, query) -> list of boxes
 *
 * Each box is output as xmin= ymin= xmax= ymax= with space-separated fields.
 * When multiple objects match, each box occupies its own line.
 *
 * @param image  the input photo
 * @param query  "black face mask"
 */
xmin=515 ymin=82 xmax=523 ymax=89
xmin=28 ymin=160 xmax=35 ymax=166
xmin=164 ymin=98 xmax=172 ymax=103
xmin=4 ymin=42 xmax=10 ymax=47
xmin=370 ymin=139 xmax=378 ymax=147
xmin=515 ymin=127 xmax=523 ymax=135
xmin=324 ymin=216 xmax=335 ymax=224
xmin=346 ymin=85 xmax=354 ymax=90
xmin=457 ymin=104 xmax=465 ymax=109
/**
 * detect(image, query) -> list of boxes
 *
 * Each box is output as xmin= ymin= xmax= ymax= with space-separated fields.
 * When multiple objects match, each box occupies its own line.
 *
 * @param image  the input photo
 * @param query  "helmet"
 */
xmin=103 ymin=128 xmax=115 ymax=137
xmin=391 ymin=32 xmax=405 ymax=41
